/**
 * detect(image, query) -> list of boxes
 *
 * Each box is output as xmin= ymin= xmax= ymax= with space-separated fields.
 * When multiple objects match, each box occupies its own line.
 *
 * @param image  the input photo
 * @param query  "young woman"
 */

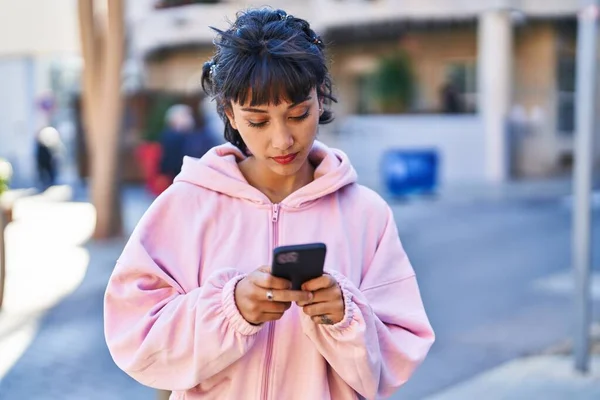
xmin=104 ymin=7 xmax=434 ymax=400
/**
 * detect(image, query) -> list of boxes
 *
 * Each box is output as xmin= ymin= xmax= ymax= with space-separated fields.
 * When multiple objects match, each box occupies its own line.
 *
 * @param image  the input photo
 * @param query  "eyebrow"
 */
xmin=240 ymin=96 xmax=312 ymax=113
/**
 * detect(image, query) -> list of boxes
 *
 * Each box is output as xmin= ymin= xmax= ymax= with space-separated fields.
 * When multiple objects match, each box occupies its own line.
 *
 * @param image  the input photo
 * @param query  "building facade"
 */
xmin=128 ymin=0 xmax=598 ymax=186
xmin=0 ymin=0 xmax=81 ymax=187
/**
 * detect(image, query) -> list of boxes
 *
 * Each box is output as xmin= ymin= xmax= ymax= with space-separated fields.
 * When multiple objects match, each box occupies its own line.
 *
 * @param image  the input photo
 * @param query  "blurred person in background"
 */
xmin=35 ymin=126 xmax=64 ymax=189
xmin=183 ymin=104 xmax=220 ymax=164
xmin=159 ymin=103 xmax=219 ymax=184
xmin=159 ymin=104 xmax=195 ymax=180
xmin=440 ymin=81 xmax=463 ymax=114
xmin=104 ymin=7 xmax=434 ymax=400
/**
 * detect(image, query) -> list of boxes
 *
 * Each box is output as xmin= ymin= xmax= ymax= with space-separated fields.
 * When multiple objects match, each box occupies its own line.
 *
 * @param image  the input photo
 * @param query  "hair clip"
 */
xmin=313 ymin=36 xmax=322 ymax=45
xmin=279 ymin=12 xmax=293 ymax=21
xmin=210 ymin=63 xmax=217 ymax=76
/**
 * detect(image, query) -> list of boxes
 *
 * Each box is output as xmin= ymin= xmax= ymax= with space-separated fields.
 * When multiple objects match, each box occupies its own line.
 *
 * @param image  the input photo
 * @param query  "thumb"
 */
xmin=258 ymin=265 xmax=271 ymax=274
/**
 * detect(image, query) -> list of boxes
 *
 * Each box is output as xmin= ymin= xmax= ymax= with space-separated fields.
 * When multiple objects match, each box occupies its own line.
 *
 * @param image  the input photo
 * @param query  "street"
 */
xmin=392 ymin=196 xmax=600 ymax=399
xmin=0 ymin=185 xmax=599 ymax=399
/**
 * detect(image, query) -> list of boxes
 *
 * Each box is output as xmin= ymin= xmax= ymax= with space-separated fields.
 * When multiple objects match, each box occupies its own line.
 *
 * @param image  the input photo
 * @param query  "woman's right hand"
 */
xmin=234 ymin=266 xmax=313 ymax=325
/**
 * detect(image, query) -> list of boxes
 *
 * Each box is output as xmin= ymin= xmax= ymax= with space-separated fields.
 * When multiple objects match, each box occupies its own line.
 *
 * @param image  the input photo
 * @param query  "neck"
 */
xmin=240 ymin=157 xmax=314 ymax=204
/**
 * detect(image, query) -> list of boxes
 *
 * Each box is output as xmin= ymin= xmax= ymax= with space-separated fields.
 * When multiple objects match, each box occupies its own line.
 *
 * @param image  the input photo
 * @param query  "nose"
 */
xmin=271 ymin=123 xmax=294 ymax=151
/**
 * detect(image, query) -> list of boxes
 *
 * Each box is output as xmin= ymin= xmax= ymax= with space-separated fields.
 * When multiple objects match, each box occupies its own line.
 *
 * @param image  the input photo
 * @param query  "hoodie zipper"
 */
xmin=262 ymin=203 xmax=280 ymax=400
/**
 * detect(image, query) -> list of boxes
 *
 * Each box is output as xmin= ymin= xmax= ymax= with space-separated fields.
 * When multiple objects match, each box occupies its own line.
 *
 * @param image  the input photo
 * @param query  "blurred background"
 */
xmin=0 ymin=0 xmax=599 ymax=399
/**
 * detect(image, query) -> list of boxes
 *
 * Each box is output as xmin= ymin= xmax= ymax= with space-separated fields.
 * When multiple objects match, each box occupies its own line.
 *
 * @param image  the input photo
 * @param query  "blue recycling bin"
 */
xmin=380 ymin=149 xmax=439 ymax=196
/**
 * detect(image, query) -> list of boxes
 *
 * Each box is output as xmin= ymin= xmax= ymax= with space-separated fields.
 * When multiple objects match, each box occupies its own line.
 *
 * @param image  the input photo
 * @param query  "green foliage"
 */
xmin=371 ymin=51 xmax=415 ymax=113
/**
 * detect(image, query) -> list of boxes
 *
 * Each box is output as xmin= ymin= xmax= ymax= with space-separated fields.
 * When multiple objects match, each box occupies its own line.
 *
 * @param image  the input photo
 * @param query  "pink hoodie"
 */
xmin=104 ymin=141 xmax=434 ymax=400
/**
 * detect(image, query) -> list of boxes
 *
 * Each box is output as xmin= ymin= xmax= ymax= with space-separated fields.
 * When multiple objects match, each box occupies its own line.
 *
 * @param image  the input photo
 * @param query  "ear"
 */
xmin=317 ymin=94 xmax=324 ymax=114
xmin=224 ymin=106 xmax=238 ymax=130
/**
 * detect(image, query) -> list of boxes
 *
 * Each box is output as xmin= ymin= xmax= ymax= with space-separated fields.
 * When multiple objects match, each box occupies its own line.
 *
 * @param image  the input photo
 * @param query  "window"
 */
xmin=556 ymin=57 xmax=575 ymax=133
xmin=443 ymin=61 xmax=477 ymax=113
xmin=356 ymin=74 xmax=377 ymax=114
xmin=556 ymin=21 xmax=577 ymax=135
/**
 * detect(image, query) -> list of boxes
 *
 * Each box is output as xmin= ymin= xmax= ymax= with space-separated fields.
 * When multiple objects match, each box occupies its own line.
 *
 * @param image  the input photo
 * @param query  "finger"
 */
xmin=258 ymin=312 xmax=286 ymax=323
xmin=301 ymin=274 xmax=336 ymax=292
xmin=302 ymin=299 xmax=344 ymax=318
xmin=309 ymin=285 xmax=341 ymax=304
xmin=242 ymin=299 xmax=290 ymax=324
xmin=259 ymin=300 xmax=292 ymax=314
xmin=250 ymin=268 xmax=292 ymax=290
xmin=296 ymin=299 xmax=310 ymax=307
xmin=268 ymin=289 xmax=313 ymax=304
xmin=252 ymin=287 xmax=312 ymax=304
xmin=296 ymin=285 xmax=340 ymax=307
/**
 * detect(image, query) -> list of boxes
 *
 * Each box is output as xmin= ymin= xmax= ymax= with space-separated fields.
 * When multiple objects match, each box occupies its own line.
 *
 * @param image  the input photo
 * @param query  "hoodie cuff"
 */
xmin=323 ymin=270 xmax=357 ymax=332
xmin=221 ymin=274 xmax=264 ymax=336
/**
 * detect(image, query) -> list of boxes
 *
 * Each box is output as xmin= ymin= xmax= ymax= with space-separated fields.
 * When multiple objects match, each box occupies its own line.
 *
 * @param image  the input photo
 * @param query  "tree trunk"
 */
xmin=90 ymin=137 xmax=123 ymax=238
xmin=78 ymin=0 xmax=125 ymax=239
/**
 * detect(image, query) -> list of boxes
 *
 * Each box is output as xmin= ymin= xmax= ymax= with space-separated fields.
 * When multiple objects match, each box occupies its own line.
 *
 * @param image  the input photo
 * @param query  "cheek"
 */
xmin=302 ymin=116 xmax=320 ymax=140
xmin=295 ymin=113 xmax=320 ymax=138
xmin=237 ymin=129 xmax=270 ymax=154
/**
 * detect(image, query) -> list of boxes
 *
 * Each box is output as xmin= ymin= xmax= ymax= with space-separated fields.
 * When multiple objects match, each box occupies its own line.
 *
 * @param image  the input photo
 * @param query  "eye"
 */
xmin=290 ymin=110 xmax=311 ymax=122
xmin=247 ymin=120 xmax=268 ymax=129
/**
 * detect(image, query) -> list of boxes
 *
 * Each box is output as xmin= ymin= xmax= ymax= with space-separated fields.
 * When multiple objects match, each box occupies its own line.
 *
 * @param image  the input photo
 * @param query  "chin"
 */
xmin=270 ymin=163 xmax=302 ymax=176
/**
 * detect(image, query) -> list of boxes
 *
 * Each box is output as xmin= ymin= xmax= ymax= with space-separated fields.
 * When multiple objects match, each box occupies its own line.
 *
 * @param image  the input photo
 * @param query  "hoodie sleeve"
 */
xmin=104 ymin=187 xmax=263 ymax=391
xmin=300 ymin=205 xmax=435 ymax=399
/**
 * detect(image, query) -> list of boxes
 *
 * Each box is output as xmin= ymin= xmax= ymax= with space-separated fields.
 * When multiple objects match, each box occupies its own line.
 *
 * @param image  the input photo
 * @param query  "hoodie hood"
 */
xmin=174 ymin=140 xmax=357 ymax=208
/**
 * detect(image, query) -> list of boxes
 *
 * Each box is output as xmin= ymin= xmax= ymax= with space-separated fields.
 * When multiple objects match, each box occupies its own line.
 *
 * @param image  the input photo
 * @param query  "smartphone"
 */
xmin=271 ymin=243 xmax=327 ymax=290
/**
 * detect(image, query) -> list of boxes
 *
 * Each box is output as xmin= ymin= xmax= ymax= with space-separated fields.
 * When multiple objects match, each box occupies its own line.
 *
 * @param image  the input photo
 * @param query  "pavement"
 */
xmin=422 ymin=324 xmax=600 ymax=400
xmin=0 ymin=185 xmax=155 ymax=399
xmin=0 ymin=178 xmax=599 ymax=399
xmin=389 ymin=180 xmax=600 ymax=398
xmin=426 ymin=354 xmax=600 ymax=400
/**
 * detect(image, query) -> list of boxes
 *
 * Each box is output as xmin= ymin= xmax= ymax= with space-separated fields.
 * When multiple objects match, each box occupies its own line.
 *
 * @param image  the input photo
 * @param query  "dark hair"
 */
xmin=201 ymin=7 xmax=337 ymax=153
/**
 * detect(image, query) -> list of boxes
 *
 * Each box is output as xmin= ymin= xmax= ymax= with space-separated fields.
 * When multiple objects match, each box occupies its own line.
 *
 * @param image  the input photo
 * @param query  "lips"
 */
xmin=272 ymin=153 xmax=298 ymax=165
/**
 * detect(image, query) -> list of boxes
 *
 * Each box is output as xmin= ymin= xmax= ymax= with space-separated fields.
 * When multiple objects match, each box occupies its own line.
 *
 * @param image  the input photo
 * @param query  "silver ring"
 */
xmin=266 ymin=290 xmax=274 ymax=301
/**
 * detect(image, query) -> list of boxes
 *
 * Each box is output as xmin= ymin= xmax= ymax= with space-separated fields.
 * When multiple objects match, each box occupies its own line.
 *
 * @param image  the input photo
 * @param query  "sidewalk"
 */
xmin=426 ymin=354 xmax=600 ymax=400
xmin=423 ymin=324 xmax=600 ymax=400
xmin=0 ymin=185 xmax=155 ymax=399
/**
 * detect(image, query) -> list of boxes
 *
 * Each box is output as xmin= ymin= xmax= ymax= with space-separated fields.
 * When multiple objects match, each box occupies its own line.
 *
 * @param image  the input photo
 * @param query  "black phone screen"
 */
xmin=271 ymin=243 xmax=327 ymax=290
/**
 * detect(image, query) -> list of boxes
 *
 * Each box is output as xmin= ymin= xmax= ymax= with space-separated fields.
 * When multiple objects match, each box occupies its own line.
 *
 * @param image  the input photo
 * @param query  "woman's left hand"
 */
xmin=297 ymin=274 xmax=345 ymax=325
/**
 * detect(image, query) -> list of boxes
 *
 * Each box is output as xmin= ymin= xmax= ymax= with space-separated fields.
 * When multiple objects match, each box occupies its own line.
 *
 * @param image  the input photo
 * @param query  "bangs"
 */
xmin=221 ymin=54 xmax=321 ymax=106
